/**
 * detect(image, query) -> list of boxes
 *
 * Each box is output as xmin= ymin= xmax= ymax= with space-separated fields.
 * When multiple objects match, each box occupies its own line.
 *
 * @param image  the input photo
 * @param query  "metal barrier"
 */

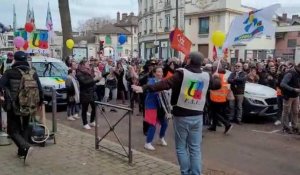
xmin=95 ymin=101 xmax=133 ymax=164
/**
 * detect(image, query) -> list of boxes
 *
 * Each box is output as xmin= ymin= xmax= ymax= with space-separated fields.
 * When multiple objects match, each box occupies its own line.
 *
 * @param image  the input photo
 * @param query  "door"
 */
xmin=198 ymin=44 xmax=209 ymax=58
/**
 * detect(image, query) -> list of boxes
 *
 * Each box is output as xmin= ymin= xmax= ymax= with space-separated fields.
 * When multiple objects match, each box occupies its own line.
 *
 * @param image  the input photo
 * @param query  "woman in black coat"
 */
xmin=76 ymin=59 xmax=101 ymax=130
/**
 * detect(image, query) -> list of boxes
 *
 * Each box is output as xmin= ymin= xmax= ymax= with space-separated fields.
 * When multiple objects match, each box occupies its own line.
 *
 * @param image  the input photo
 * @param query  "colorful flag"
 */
xmin=31 ymin=7 xmax=36 ymax=30
xmin=13 ymin=4 xmax=17 ymax=32
xmin=223 ymin=4 xmax=281 ymax=48
xmin=46 ymin=2 xmax=53 ymax=31
xmin=212 ymin=46 xmax=217 ymax=61
xmin=26 ymin=0 xmax=31 ymax=23
xmin=170 ymin=28 xmax=192 ymax=56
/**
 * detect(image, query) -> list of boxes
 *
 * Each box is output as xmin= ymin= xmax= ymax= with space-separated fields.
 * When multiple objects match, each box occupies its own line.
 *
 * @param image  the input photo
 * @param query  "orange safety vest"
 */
xmin=210 ymin=74 xmax=230 ymax=103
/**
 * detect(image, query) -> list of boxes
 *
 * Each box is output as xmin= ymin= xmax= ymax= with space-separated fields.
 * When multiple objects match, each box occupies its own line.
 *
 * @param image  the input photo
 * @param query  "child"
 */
xmin=65 ymin=69 xmax=80 ymax=121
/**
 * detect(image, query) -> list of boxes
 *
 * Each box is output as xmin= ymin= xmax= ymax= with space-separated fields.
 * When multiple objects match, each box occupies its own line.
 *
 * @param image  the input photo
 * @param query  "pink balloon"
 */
xmin=13 ymin=36 xmax=25 ymax=48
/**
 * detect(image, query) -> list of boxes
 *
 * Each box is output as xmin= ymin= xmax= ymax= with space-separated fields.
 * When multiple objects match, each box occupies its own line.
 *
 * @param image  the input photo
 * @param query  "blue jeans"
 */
xmin=146 ymin=118 xmax=168 ymax=143
xmin=173 ymin=115 xmax=203 ymax=175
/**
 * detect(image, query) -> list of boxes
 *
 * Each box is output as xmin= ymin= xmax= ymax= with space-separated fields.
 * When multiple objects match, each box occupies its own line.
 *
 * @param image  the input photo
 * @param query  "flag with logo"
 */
xmin=46 ymin=2 xmax=53 ymax=31
xmin=170 ymin=28 xmax=192 ymax=56
xmin=13 ymin=4 xmax=17 ymax=32
xmin=223 ymin=4 xmax=281 ymax=48
xmin=26 ymin=0 xmax=32 ymax=23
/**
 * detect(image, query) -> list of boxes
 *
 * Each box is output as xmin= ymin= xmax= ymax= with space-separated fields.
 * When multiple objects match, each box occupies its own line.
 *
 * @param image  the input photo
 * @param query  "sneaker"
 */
xmin=73 ymin=114 xmax=80 ymax=119
xmin=87 ymin=112 xmax=91 ymax=117
xmin=274 ymin=120 xmax=281 ymax=126
xmin=24 ymin=147 xmax=33 ymax=165
xmin=144 ymin=143 xmax=155 ymax=151
xmin=224 ymin=124 xmax=233 ymax=134
xmin=160 ymin=138 xmax=168 ymax=146
xmin=83 ymin=124 xmax=91 ymax=130
xmin=89 ymin=122 xmax=96 ymax=127
xmin=67 ymin=116 xmax=76 ymax=121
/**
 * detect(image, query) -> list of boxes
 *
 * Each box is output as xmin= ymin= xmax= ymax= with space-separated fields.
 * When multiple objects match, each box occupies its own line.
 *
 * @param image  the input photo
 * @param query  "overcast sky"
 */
xmin=0 ymin=0 xmax=299 ymax=31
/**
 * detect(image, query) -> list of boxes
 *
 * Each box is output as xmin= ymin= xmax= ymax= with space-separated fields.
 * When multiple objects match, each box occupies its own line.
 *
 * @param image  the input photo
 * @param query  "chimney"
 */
xmin=282 ymin=13 xmax=287 ymax=21
xmin=122 ymin=13 xmax=128 ymax=20
xmin=117 ymin=12 xmax=120 ymax=23
xmin=292 ymin=15 xmax=299 ymax=21
xmin=130 ymin=12 xmax=134 ymax=16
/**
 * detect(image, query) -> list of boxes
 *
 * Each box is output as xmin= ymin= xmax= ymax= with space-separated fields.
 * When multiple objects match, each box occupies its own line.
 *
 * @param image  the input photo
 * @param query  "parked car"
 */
xmin=225 ymin=71 xmax=278 ymax=119
xmin=31 ymin=56 xmax=68 ymax=107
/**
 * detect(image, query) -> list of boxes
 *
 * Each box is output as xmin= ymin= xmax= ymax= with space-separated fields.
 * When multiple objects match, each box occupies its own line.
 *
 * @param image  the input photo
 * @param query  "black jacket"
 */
xmin=280 ymin=67 xmax=300 ymax=99
xmin=228 ymin=71 xmax=247 ymax=95
xmin=0 ymin=61 xmax=44 ymax=109
xmin=76 ymin=69 xmax=97 ymax=103
xmin=143 ymin=65 xmax=221 ymax=117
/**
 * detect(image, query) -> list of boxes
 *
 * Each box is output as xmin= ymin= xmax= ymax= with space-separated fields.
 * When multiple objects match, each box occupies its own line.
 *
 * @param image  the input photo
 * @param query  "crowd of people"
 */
xmin=1 ymin=50 xmax=299 ymax=173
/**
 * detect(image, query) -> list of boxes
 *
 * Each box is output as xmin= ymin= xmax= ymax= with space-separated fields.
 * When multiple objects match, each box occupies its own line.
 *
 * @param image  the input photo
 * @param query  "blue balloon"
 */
xmin=118 ymin=34 xmax=127 ymax=45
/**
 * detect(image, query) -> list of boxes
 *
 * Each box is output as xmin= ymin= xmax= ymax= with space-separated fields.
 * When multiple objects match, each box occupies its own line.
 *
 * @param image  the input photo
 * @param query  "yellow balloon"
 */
xmin=211 ymin=31 xmax=226 ymax=47
xmin=66 ymin=39 xmax=74 ymax=49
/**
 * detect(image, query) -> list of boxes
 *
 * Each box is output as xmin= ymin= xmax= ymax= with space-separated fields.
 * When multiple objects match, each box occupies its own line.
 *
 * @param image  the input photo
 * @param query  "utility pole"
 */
xmin=174 ymin=0 xmax=179 ymax=57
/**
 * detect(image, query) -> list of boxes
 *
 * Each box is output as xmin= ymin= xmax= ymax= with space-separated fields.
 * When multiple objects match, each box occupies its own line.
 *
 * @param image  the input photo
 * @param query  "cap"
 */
xmin=14 ymin=51 xmax=28 ymax=62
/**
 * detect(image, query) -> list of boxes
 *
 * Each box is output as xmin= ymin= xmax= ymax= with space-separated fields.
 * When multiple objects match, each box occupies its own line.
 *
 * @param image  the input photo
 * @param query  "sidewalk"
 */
xmin=0 ymin=122 xmax=182 ymax=175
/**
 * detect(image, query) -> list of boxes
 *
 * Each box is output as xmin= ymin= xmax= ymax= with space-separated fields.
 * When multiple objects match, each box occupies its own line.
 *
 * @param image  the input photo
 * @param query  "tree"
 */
xmin=58 ymin=0 xmax=73 ymax=60
xmin=77 ymin=16 xmax=115 ymax=35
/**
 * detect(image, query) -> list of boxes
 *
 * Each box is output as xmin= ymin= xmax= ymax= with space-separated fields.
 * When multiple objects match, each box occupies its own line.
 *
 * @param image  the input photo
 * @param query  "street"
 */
xmin=54 ymin=105 xmax=300 ymax=175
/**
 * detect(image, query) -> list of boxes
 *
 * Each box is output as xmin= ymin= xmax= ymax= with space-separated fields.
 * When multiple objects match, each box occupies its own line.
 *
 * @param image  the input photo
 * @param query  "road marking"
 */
xmin=252 ymin=129 xmax=280 ymax=134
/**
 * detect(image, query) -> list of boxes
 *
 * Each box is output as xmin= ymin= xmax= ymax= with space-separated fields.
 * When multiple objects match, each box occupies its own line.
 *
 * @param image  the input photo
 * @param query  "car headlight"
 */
xmin=247 ymin=98 xmax=265 ymax=105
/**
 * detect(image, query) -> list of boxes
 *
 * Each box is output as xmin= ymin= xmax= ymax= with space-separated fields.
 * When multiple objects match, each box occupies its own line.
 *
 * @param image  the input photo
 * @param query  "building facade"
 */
xmin=185 ymin=0 xmax=276 ymax=62
xmin=0 ymin=32 xmax=14 ymax=53
xmin=275 ymin=14 xmax=300 ymax=61
xmin=138 ymin=0 xmax=185 ymax=60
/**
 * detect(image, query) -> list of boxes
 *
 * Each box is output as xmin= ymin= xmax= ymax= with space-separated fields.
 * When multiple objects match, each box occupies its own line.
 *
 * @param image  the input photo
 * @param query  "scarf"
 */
xmin=68 ymin=75 xmax=80 ymax=103
xmin=78 ymin=64 xmax=94 ymax=77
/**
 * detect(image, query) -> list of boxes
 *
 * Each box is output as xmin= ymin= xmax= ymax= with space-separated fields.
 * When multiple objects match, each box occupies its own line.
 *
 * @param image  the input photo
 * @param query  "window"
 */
xmin=145 ymin=19 xmax=148 ymax=33
xmin=199 ymin=17 xmax=209 ymax=34
xmin=150 ymin=18 xmax=153 ymax=32
xmin=32 ymin=62 xmax=68 ymax=78
xmin=287 ymin=39 xmax=297 ymax=48
xmin=159 ymin=19 xmax=162 ymax=28
xmin=165 ymin=14 xmax=170 ymax=30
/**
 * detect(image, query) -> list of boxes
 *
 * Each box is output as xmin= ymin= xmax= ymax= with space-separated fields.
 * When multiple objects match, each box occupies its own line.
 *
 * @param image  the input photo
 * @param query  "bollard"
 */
xmin=51 ymin=87 xmax=57 ymax=133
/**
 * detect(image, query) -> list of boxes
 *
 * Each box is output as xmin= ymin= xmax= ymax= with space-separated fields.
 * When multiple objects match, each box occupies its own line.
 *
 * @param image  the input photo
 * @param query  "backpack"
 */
xmin=17 ymin=68 xmax=40 ymax=117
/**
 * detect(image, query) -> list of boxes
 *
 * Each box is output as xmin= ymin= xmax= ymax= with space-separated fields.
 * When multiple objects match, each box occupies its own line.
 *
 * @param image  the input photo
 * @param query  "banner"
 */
xmin=170 ymin=28 xmax=192 ymax=56
xmin=223 ymin=4 xmax=281 ymax=48
xmin=14 ymin=30 xmax=49 ymax=55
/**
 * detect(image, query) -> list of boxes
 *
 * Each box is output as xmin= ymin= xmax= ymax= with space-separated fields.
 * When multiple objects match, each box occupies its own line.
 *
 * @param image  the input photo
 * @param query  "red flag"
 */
xmin=170 ymin=28 xmax=192 ymax=56
xmin=213 ymin=46 xmax=217 ymax=61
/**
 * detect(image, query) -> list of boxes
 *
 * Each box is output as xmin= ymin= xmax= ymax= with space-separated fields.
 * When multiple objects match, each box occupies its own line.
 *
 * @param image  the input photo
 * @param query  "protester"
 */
xmin=247 ymin=67 xmax=259 ymax=83
xmin=103 ymin=67 xmax=118 ymax=112
xmin=0 ymin=51 xmax=43 ymax=164
xmin=228 ymin=62 xmax=247 ymax=124
xmin=76 ymin=59 xmax=101 ymax=130
xmin=143 ymin=67 xmax=168 ymax=151
xmin=274 ymin=64 xmax=287 ymax=126
xmin=65 ymin=69 xmax=80 ymax=121
xmin=116 ymin=61 xmax=128 ymax=104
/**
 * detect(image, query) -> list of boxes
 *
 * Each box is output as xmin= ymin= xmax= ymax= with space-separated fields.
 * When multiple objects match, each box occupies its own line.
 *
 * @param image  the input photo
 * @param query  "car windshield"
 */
xmin=32 ymin=62 xmax=68 ymax=78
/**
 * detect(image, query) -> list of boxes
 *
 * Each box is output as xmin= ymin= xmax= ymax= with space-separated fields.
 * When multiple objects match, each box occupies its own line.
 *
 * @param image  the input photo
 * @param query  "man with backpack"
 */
xmin=0 ymin=51 xmax=43 ymax=165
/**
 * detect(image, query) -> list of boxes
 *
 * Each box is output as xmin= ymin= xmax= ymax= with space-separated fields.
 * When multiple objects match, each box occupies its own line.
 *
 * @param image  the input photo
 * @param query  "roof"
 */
xmin=115 ymin=15 xmax=138 ymax=27
xmin=74 ymin=34 xmax=95 ymax=44
xmin=94 ymin=24 xmax=132 ymax=35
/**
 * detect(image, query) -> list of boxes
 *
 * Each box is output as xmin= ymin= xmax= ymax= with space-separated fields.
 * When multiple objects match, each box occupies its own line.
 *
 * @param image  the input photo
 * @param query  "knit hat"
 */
xmin=14 ymin=51 xmax=28 ymax=62
xmin=188 ymin=52 xmax=204 ymax=66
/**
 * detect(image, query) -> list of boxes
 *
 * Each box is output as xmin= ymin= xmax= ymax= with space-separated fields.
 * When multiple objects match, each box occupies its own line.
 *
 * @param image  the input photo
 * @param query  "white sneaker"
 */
xmin=160 ymin=138 xmax=168 ymax=146
xmin=67 ymin=116 xmax=76 ymax=121
xmin=83 ymin=124 xmax=91 ymax=130
xmin=144 ymin=143 xmax=155 ymax=151
xmin=274 ymin=120 xmax=281 ymax=126
xmin=289 ymin=122 xmax=292 ymax=127
xmin=87 ymin=112 xmax=91 ymax=117
xmin=73 ymin=114 xmax=80 ymax=119
xmin=89 ymin=122 xmax=96 ymax=127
